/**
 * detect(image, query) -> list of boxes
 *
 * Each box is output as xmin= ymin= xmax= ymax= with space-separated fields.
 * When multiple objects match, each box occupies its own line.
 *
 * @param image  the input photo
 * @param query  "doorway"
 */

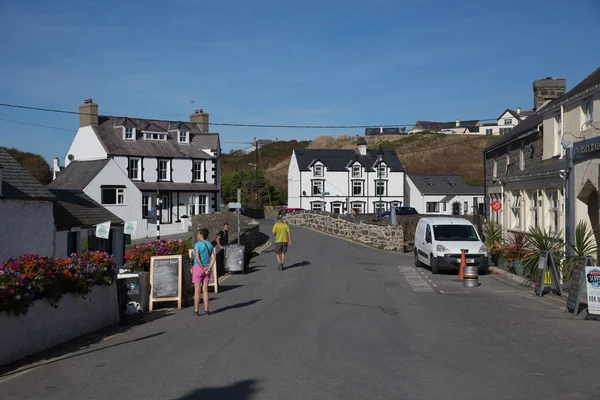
xmin=452 ymin=202 xmax=461 ymax=215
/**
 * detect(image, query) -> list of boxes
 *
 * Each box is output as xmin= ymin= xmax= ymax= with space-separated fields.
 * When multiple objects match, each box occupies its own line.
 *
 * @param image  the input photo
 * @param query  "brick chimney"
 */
xmin=79 ymin=99 xmax=98 ymax=127
xmin=533 ymin=77 xmax=566 ymax=110
xmin=190 ymin=109 xmax=209 ymax=133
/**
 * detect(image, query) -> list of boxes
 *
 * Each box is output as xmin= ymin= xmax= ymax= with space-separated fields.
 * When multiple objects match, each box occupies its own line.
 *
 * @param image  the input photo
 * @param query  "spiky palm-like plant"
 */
xmin=522 ymin=227 xmax=563 ymax=279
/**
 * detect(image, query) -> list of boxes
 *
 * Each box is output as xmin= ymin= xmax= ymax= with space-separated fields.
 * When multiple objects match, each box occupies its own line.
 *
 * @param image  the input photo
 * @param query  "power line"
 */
xmin=0 ymin=117 xmax=75 ymax=132
xmin=0 ymin=101 xmax=498 ymax=130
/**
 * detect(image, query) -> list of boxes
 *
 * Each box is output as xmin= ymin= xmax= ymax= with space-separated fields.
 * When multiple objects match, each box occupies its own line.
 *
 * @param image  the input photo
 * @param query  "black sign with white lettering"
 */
xmin=151 ymin=257 xmax=180 ymax=298
xmin=566 ymin=257 xmax=593 ymax=314
xmin=573 ymin=136 xmax=600 ymax=161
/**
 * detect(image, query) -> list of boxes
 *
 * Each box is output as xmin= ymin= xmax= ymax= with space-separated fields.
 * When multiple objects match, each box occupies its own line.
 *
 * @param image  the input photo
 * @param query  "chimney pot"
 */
xmin=456 ymin=119 xmax=460 ymax=127
xmin=517 ymin=107 xmax=521 ymax=114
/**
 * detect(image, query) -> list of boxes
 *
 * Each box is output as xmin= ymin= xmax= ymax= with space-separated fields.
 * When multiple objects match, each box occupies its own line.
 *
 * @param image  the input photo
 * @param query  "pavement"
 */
xmin=1 ymin=223 xmax=600 ymax=399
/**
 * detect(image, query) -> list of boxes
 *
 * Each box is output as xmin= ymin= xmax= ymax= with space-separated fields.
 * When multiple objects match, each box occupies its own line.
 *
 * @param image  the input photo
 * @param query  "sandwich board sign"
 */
xmin=566 ymin=256 xmax=594 ymax=315
xmin=585 ymin=266 xmax=600 ymax=315
xmin=534 ymin=251 xmax=562 ymax=297
xmin=149 ymin=255 xmax=182 ymax=311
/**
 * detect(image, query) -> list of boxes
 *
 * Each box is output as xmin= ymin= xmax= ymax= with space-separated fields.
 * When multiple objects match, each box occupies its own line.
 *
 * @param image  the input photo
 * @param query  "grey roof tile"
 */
xmin=295 ymin=149 xmax=404 ymax=172
xmin=409 ymin=174 xmax=483 ymax=195
xmin=93 ymin=116 xmax=219 ymax=159
xmin=48 ymin=159 xmax=110 ymax=190
xmin=50 ymin=189 xmax=123 ymax=231
xmin=0 ymin=148 xmax=55 ymax=201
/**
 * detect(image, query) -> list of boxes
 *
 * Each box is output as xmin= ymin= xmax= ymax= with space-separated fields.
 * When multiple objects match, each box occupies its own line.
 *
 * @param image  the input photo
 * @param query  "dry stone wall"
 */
xmin=283 ymin=211 xmax=403 ymax=252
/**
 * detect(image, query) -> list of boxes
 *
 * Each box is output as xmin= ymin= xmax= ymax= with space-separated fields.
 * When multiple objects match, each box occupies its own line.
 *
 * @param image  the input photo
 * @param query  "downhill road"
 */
xmin=1 ymin=222 xmax=599 ymax=400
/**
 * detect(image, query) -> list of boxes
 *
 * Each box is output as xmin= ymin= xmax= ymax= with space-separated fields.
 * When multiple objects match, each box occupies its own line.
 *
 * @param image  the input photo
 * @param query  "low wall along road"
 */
xmin=282 ymin=210 xmax=404 ymax=252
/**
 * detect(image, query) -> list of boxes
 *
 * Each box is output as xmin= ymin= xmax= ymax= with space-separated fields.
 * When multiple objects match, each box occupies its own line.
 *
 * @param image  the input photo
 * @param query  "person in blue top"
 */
xmin=193 ymin=228 xmax=216 ymax=316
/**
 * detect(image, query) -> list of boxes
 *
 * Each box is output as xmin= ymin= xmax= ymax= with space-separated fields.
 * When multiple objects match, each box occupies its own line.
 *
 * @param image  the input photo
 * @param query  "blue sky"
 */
xmin=0 ymin=0 xmax=599 ymax=163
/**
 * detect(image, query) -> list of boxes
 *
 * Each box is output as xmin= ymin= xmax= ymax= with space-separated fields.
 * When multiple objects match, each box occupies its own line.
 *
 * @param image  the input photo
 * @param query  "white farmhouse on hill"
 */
xmin=54 ymin=99 xmax=221 ymax=239
xmin=287 ymin=139 xmax=405 ymax=214
xmin=405 ymin=174 xmax=484 ymax=215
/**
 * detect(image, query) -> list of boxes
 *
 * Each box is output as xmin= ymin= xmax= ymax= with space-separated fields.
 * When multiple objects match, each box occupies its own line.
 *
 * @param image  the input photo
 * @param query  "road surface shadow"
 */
xmin=212 ymin=299 xmax=262 ymax=315
xmin=286 ymin=261 xmax=311 ymax=269
xmin=177 ymin=379 xmax=259 ymax=399
xmin=216 ymin=284 xmax=244 ymax=294
xmin=245 ymin=264 xmax=266 ymax=274
xmin=0 ymin=331 xmax=166 ymax=378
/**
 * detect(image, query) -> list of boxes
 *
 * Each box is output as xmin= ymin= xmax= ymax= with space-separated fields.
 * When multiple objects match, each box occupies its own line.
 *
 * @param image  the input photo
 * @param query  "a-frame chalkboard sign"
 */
xmin=566 ymin=256 xmax=594 ymax=315
xmin=534 ymin=251 xmax=563 ymax=297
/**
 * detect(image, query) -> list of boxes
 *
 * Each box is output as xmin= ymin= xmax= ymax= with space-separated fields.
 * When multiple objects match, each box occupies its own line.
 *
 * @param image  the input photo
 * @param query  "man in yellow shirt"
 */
xmin=272 ymin=215 xmax=292 ymax=270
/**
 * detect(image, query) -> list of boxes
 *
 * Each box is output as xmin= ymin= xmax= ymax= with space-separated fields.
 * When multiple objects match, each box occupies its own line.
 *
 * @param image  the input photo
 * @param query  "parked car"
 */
xmin=377 ymin=206 xmax=418 ymax=218
xmin=413 ymin=217 xmax=487 ymax=274
xmin=278 ymin=207 xmax=305 ymax=216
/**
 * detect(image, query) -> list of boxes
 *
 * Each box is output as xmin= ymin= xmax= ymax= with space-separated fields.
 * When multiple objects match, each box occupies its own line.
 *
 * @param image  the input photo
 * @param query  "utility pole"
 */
xmin=156 ymin=192 xmax=161 ymax=240
xmin=254 ymin=137 xmax=260 ymax=209
xmin=237 ymin=188 xmax=241 ymax=244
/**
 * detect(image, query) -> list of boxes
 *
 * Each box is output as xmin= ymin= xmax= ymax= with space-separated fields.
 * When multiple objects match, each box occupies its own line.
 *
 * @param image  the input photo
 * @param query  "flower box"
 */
xmin=0 ymin=284 xmax=118 ymax=366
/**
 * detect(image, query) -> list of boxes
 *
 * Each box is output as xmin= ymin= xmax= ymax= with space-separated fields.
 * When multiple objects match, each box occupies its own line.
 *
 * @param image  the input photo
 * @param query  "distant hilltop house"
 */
xmin=51 ymin=99 xmax=221 ymax=240
xmin=240 ymin=139 xmax=275 ymax=154
xmin=364 ymin=127 xmax=408 ymax=136
xmin=287 ymin=138 xmax=405 ymax=214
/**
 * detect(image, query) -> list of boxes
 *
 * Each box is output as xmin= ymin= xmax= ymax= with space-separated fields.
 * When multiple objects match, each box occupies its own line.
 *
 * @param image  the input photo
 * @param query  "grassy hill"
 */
xmin=221 ymin=134 xmax=499 ymax=205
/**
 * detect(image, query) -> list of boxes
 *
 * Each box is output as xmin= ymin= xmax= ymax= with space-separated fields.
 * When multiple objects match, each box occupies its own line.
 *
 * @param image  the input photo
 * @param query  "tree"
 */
xmin=2 ymin=147 xmax=52 ymax=185
xmin=220 ymin=170 xmax=280 ymax=207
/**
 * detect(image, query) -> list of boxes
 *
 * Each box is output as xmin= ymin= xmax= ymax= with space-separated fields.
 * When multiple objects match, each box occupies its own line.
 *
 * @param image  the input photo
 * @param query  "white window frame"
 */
xmin=504 ymin=118 xmax=513 ymax=125
xmin=486 ymin=128 xmax=493 ymax=136
xmin=374 ymin=201 xmax=386 ymax=214
xmin=144 ymin=132 xmax=168 ymax=141
xmin=529 ymin=191 xmax=538 ymax=229
xmin=352 ymin=180 xmax=363 ymax=196
xmin=351 ymin=202 xmax=364 ymax=214
xmin=375 ymin=180 xmax=386 ymax=196
xmin=331 ymin=202 xmax=343 ymax=214
xmin=142 ymin=194 xmax=151 ymax=219
xmin=193 ymin=161 xmax=204 ymax=182
xmin=158 ymin=159 xmax=170 ymax=181
xmin=464 ymin=201 xmax=469 ymax=214
xmin=311 ymin=201 xmax=325 ymax=211
xmin=198 ymin=194 xmax=207 ymax=214
xmin=178 ymin=130 xmax=189 ymax=144
xmin=511 ymin=191 xmax=521 ymax=230
xmin=313 ymin=165 xmax=324 ymax=177
xmin=129 ymin=158 xmax=140 ymax=181
xmin=519 ymin=142 xmax=525 ymax=171
xmin=124 ymin=127 xmax=135 ymax=140
xmin=548 ymin=190 xmax=559 ymax=234
xmin=443 ymin=202 xmax=447 ymax=212
xmin=583 ymin=98 xmax=594 ymax=128
xmin=312 ymin=180 xmax=324 ymax=196
xmin=390 ymin=201 xmax=402 ymax=208
xmin=426 ymin=202 xmax=439 ymax=213
xmin=377 ymin=164 xmax=388 ymax=178
xmin=101 ymin=187 xmax=126 ymax=205
xmin=352 ymin=165 xmax=362 ymax=178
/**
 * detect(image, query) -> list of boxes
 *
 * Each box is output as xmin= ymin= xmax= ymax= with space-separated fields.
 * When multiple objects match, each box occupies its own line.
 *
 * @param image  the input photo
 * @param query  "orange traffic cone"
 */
xmin=457 ymin=249 xmax=466 ymax=281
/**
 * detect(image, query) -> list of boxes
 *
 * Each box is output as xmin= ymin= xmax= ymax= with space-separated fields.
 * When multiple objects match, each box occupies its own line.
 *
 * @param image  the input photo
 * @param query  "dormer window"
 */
xmin=124 ymin=127 xmax=135 ymax=140
xmin=144 ymin=132 xmax=168 ymax=141
xmin=352 ymin=164 xmax=362 ymax=178
xmin=178 ymin=131 xmax=189 ymax=144
xmin=313 ymin=165 xmax=324 ymax=177
xmin=377 ymin=164 xmax=388 ymax=178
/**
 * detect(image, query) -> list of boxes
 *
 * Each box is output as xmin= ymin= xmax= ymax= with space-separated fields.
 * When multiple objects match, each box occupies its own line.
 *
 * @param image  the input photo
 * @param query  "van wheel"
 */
xmin=414 ymin=250 xmax=422 ymax=268
xmin=430 ymin=255 xmax=439 ymax=274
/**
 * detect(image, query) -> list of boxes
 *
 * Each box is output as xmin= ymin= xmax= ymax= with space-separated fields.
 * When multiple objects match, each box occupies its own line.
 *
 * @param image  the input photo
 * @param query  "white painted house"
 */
xmin=405 ymin=174 xmax=484 ymax=215
xmin=0 ymin=148 xmax=56 ymax=263
xmin=287 ymin=139 xmax=405 ymax=214
xmin=57 ymin=99 xmax=221 ymax=239
xmin=478 ymin=108 xmax=535 ymax=136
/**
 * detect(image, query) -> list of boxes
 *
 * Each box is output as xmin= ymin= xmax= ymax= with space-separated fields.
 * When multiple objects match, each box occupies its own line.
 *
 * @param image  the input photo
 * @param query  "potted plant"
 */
xmin=522 ymin=227 xmax=562 ymax=280
xmin=505 ymin=231 xmax=528 ymax=275
xmin=563 ymin=221 xmax=597 ymax=282
xmin=483 ymin=219 xmax=503 ymax=266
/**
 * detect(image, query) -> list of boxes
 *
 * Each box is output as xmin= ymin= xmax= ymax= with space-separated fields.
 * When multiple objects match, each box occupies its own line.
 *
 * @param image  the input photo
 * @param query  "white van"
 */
xmin=414 ymin=217 xmax=488 ymax=274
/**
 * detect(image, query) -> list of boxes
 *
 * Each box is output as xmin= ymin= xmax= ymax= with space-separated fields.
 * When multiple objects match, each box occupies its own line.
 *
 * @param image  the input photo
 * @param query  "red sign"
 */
xmin=491 ymin=201 xmax=502 ymax=212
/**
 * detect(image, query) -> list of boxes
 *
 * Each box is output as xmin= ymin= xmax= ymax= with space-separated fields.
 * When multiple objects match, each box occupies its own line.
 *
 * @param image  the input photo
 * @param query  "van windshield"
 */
xmin=433 ymin=225 xmax=479 ymax=241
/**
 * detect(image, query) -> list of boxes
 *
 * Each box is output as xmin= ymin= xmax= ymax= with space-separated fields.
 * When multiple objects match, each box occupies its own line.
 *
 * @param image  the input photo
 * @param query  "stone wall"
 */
xmin=282 ymin=210 xmax=403 ymax=251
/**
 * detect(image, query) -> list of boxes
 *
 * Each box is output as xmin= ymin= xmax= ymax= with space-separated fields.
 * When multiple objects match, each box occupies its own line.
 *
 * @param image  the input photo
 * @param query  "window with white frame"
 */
xmin=374 ymin=201 xmax=386 ymax=214
xmin=351 ymin=202 xmax=364 ymax=214
xmin=511 ymin=191 xmax=521 ymax=229
xmin=129 ymin=158 xmax=140 ymax=180
xmin=142 ymin=194 xmax=150 ymax=219
xmin=500 ymin=127 xmax=511 ymax=135
xmin=101 ymin=187 xmax=126 ymax=205
xmin=313 ymin=165 xmax=324 ymax=177
xmin=189 ymin=194 xmax=207 ymax=216
xmin=391 ymin=201 xmax=402 ymax=208
xmin=583 ymin=98 xmax=594 ymax=127
xmin=352 ymin=180 xmax=363 ymax=196
xmin=426 ymin=202 xmax=439 ymax=213
xmin=124 ymin=127 xmax=134 ymax=140
xmin=464 ymin=201 xmax=469 ymax=214
xmin=331 ymin=202 xmax=343 ymax=214
xmin=311 ymin=201 xmax=324 ymax=211
xmin=158 ymin=160 xmax=170 ymax=181
xmin=549 ymin=190 xmax=559 ymax=233
xmin=179 ymin=131 xmax=188 ymax=144
xmin=352 ymin=165 xmax=362 ymax=178
xmin=375 ymin=180 xmax=386 ymax=196
xmin=193 ymin=161 xmax=203 ymax=181
xmin=145 ymin=132 xmax=168 ymax=141
xmin=519 ymin=142 xmax=525 ymax=171
xmin=555 ymin=111 xmax=562 ymax=157
xmin=312 ymin=180 xmax=324 ymax=196
xmin=377 ymin=164 xmax=388 ymax=178
xmin=486 ymin=128 xmax=493 ymax=136
xmin=443 ymin=202 xmax=447 ymax=212
xmin=504 ymin=118 xmax=513 ymax=125
xmin=529 ymin=191 xmax=538 ymax=229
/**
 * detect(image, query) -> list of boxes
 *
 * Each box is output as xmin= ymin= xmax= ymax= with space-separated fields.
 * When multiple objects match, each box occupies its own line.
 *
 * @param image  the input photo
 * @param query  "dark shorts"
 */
xmin=275 ymin=242 xmax=288 ymax=254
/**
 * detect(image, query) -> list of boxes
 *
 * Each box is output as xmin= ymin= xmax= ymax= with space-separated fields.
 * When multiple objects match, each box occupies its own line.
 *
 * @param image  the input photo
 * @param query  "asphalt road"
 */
xmin=1 ymin=223 xmax=600 ymax=400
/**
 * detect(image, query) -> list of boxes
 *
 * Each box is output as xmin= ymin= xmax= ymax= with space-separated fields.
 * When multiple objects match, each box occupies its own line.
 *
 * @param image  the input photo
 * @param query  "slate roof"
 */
xmin=92 ymin=116 xmax=218 ymax=159
xmin=413 ymin=120 xmax=480 ymax=131
xmin=48 ymin=159 xmax=110 ymax=191
xmin=50 ymin=189 xmax=123 ymax=231
xmin=294 ymin=149 xmax=404 ymax=172
xmin=540 ymin=67 xmax=600 ymax=114
xmin=499 ymin=109 xmax=533 ymax=121
xmin=134 ymin=182 xmax=220 ymax=192
xmin=0 ymin=148 xmax=55 ymax=201
xmin=408 ymin=174 xmax=484 ymax=195
xmin=467 ymin=126 xmax=480 ymax=133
